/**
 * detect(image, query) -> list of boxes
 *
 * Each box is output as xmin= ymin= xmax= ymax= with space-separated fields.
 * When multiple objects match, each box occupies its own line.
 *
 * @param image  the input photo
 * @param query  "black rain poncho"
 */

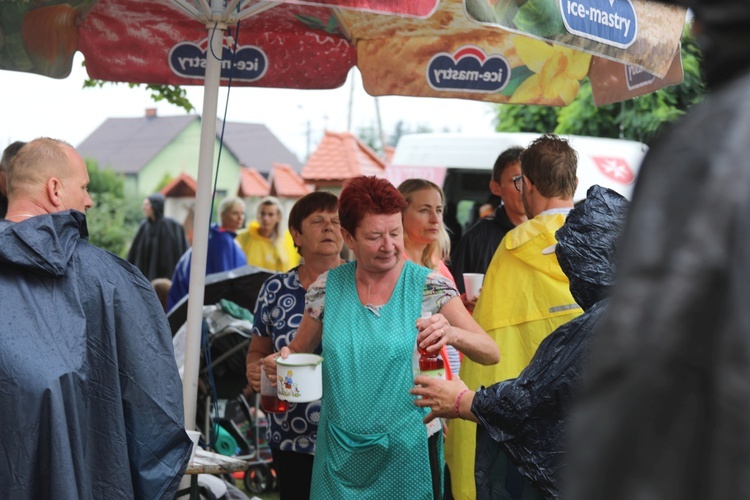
xmin=472 ymin=186 xmax=629 ymax=499
xmin=565 ymin=2 xmax=750 ymax=498
xmin=0 ymin=211 xmax=192 ymax=499
xmin=127 ymin=193 xmax=189 ymax=281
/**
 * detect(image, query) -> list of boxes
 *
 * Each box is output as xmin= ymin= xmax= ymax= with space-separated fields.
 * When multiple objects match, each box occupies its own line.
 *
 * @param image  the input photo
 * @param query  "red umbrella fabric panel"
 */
xmin=78 ymin=1 xmax=357 ymax=88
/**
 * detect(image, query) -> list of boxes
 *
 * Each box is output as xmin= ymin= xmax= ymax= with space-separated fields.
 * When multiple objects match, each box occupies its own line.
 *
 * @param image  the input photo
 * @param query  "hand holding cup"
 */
xmin=463 ymin=273 xmax=485 ymax=302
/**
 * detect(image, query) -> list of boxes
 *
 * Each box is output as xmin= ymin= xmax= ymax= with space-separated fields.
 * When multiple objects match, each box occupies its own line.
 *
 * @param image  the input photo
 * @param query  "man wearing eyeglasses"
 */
xmin=445 ymin=134 xmax=583 ymax=500
xmin=450 ymin=147 xmax=528 ymax=310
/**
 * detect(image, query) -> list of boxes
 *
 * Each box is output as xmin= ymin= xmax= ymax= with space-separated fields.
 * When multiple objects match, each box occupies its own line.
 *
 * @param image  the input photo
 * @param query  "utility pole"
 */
xmin=347 ymin=75 xmax=355 ymax=132
xmin=306 ymin=119 xmax=311 ymax=161
xmin=374 ymin=96 xmax=386 ymax=153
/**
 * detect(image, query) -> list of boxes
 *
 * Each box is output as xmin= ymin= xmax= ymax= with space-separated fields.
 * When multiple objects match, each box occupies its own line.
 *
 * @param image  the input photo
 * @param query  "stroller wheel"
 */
xmin=244 ymin=463 xmax=274 ymax=494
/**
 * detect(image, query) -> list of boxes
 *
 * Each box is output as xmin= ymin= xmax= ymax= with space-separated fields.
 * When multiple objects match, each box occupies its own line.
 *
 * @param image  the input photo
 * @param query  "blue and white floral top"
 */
xmin=252 ymin=268 xmax=322 ymax=455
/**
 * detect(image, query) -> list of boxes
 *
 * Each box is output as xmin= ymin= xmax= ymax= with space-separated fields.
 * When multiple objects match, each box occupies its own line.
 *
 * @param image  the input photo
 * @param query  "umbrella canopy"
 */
xmin=0 ymin=0 xmax=432 ymax=84
xmin=0 ymin=0 xmax=686 ymax=430
xmin=0 ymin=0 xmax=429 ymax=431
xmin=346 ymin=0 xmax=686 ymax=106
xmin=2 ymin=0 xmax=684 ymax=105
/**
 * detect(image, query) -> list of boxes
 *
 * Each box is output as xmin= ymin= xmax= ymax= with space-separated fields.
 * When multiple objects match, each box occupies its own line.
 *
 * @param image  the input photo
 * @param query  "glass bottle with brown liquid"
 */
xmin=418 ymin=313 xmax=445 ymax=378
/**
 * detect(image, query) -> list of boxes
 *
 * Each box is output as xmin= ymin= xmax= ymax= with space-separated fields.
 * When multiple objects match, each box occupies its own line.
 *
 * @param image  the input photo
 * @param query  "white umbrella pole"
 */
xmin=182 ymin=9 xmax=226 ymax=431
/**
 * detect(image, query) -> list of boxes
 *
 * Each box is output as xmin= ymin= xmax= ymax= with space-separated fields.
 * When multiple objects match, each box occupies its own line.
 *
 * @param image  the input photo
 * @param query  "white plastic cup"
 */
xmin=463 ymin=273 xmax=485 ymax=301
xmin=186 ymin=430 xmax=201 ymax=463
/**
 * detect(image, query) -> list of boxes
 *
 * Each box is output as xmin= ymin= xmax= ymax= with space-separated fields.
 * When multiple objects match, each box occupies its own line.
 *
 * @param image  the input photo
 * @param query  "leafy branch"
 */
xmin=83 ymin=78 xmax=195 ymax=113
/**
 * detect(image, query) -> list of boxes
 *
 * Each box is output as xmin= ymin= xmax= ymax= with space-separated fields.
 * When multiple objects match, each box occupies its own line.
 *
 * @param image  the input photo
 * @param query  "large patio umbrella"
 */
xmin=0 ymin=0 xmax=432 ymax=431
xmin=0 ymin=0 xmax=687 ymax=429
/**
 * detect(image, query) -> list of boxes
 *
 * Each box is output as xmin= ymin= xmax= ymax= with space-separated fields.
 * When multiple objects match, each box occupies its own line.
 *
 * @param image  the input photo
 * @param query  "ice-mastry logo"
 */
xmin=169 ymin=39 xmax=267 ymax=82
xmin=427 ymin=46 xmax=511 ymax=94
xmin=560 ymin=0 xmax=638 ymax=49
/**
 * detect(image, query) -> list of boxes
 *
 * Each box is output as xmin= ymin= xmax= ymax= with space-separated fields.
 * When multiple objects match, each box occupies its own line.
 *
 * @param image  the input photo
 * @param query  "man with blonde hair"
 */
xmin=0 ymin=138 xmax=192 ymax=498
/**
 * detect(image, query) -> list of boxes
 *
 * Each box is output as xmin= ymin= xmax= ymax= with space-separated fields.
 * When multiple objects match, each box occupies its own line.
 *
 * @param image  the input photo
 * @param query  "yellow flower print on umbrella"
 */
xmin=510 ymin=35 xmax=592 ymax=105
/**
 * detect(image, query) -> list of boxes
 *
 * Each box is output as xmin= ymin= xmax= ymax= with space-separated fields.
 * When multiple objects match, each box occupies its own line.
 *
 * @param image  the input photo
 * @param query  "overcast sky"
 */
xmin=1 ymin=52 xmax=498 ymax=163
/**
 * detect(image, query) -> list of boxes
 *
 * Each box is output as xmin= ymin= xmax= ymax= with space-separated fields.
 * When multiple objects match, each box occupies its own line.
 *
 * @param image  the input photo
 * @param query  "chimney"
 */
xmin=145 ymin=108 xmax=157 ymax=118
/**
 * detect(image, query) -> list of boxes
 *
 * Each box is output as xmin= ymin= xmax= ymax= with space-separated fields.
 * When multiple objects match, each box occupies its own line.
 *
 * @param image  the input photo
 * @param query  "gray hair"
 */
xmin=219 ymin=196 xmax=245 ymax=216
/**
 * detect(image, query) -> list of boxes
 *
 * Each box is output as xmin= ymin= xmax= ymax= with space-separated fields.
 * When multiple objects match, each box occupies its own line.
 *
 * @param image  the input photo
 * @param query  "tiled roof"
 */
xmin=77 ymin=113 xmax=301 ymax=176
xmin=160 ymin=172 xmax=198 ymax=197
xmin=238 ymin=167 xmax=270 ymax=197
xmin=383 ymin=146 xmax=395 ymax=165
xmin=270 ymin=163 xmax=313 ymax=198
xmin=301 ymin=131 xmax=386 ymax=183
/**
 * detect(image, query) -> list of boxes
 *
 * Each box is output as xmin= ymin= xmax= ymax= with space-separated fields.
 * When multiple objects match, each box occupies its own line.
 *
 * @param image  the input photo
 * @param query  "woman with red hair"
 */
xmin=267 ymin=176 xmax=498 ymax=499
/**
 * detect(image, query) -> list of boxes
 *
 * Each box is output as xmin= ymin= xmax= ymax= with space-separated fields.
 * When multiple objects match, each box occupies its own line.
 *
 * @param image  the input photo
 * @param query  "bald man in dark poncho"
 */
xmin=127 ymin=193 xmax=188 ymax=281
xmin=565 ymin=2 xmax=750 ymax=498
xmin=0 ymin=138 xmax=192 ymax=498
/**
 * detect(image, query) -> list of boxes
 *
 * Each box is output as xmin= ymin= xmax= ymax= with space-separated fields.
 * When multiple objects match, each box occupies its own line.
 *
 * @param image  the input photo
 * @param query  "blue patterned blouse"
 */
xmin=252 ymin=268 xmax=322 ymax=455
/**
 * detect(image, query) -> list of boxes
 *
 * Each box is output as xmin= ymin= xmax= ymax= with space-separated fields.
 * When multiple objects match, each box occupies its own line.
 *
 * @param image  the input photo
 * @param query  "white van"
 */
xmin=386 ymin=132 xmax=647 ymax=236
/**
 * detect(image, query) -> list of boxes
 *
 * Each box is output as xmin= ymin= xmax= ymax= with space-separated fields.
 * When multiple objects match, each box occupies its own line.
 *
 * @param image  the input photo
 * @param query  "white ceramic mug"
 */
xmin=276 ymin=353 xmax=323 ymax=403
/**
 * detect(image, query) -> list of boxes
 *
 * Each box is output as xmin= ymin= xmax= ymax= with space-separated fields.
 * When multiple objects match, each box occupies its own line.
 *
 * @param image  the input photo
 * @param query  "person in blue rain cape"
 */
xmin=0 ymin=138 xmax=191 ymax=499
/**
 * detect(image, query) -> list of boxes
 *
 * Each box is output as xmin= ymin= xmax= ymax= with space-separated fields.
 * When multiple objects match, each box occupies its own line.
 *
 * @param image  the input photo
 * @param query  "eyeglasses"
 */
xmin=512 ymin=174 xmax=523 ymax=192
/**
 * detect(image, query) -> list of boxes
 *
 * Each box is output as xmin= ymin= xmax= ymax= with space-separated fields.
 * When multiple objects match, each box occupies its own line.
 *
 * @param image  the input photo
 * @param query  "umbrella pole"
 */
xmin=182 ymin=8 xmax=226 ymax=431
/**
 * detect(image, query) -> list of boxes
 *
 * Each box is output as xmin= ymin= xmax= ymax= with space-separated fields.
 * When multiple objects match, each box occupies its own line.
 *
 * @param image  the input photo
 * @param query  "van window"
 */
xmin=456 ymin=200 xmax=476 ymax=230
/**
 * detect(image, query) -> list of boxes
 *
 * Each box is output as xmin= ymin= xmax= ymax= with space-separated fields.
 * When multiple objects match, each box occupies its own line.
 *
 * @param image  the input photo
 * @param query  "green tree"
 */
xmin=83 ymin=79 xmax=195 ymax=113
xmin=84 ymin=160 xmax=141 ymax=257
xmin=492 ymin=105 xmax=559 ymax=135
xmin=495 ymin=28 xmax=706 ymax=145
xmin=85 ymin=158 xmax=124 ymax=197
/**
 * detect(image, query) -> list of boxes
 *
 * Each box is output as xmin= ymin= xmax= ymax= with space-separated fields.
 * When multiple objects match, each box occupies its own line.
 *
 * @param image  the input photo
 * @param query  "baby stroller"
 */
xmin=169 ymin=266 xmax=277 ymax=494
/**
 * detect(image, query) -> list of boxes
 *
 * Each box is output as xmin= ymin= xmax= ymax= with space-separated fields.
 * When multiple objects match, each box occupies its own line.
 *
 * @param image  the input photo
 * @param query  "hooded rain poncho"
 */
xmin=0 ymin=211 xmax=192 ymax=499
xmin=127 ymin=193 xmax=189 ymax=281
xmin=472 ymin=186 xmax=629 ymax=499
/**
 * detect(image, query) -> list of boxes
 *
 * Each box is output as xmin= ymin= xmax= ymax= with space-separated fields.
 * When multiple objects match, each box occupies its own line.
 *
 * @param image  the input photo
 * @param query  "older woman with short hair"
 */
xmin=166 ymin=196 xmax=247 ymax=310
xmin=269 ymin=176 xmax=499 ymax=499
xmin=246 ymin=191 xmax=344 ymax=500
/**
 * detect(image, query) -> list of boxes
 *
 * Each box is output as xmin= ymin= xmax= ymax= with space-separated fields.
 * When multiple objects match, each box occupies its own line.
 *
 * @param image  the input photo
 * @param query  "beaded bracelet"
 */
xmin=454 ymin=389 xmax=469 ymax=418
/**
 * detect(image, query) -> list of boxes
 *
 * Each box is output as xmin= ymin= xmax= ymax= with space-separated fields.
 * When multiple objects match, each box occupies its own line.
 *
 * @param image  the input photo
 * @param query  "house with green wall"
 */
xmin=77 ymin=109 xmax=301 ymax=198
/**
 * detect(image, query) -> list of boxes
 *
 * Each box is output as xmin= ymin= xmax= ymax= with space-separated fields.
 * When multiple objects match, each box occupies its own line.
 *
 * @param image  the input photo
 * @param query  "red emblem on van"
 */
xmin=592 ymin=157 xmax=635 ymax=184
